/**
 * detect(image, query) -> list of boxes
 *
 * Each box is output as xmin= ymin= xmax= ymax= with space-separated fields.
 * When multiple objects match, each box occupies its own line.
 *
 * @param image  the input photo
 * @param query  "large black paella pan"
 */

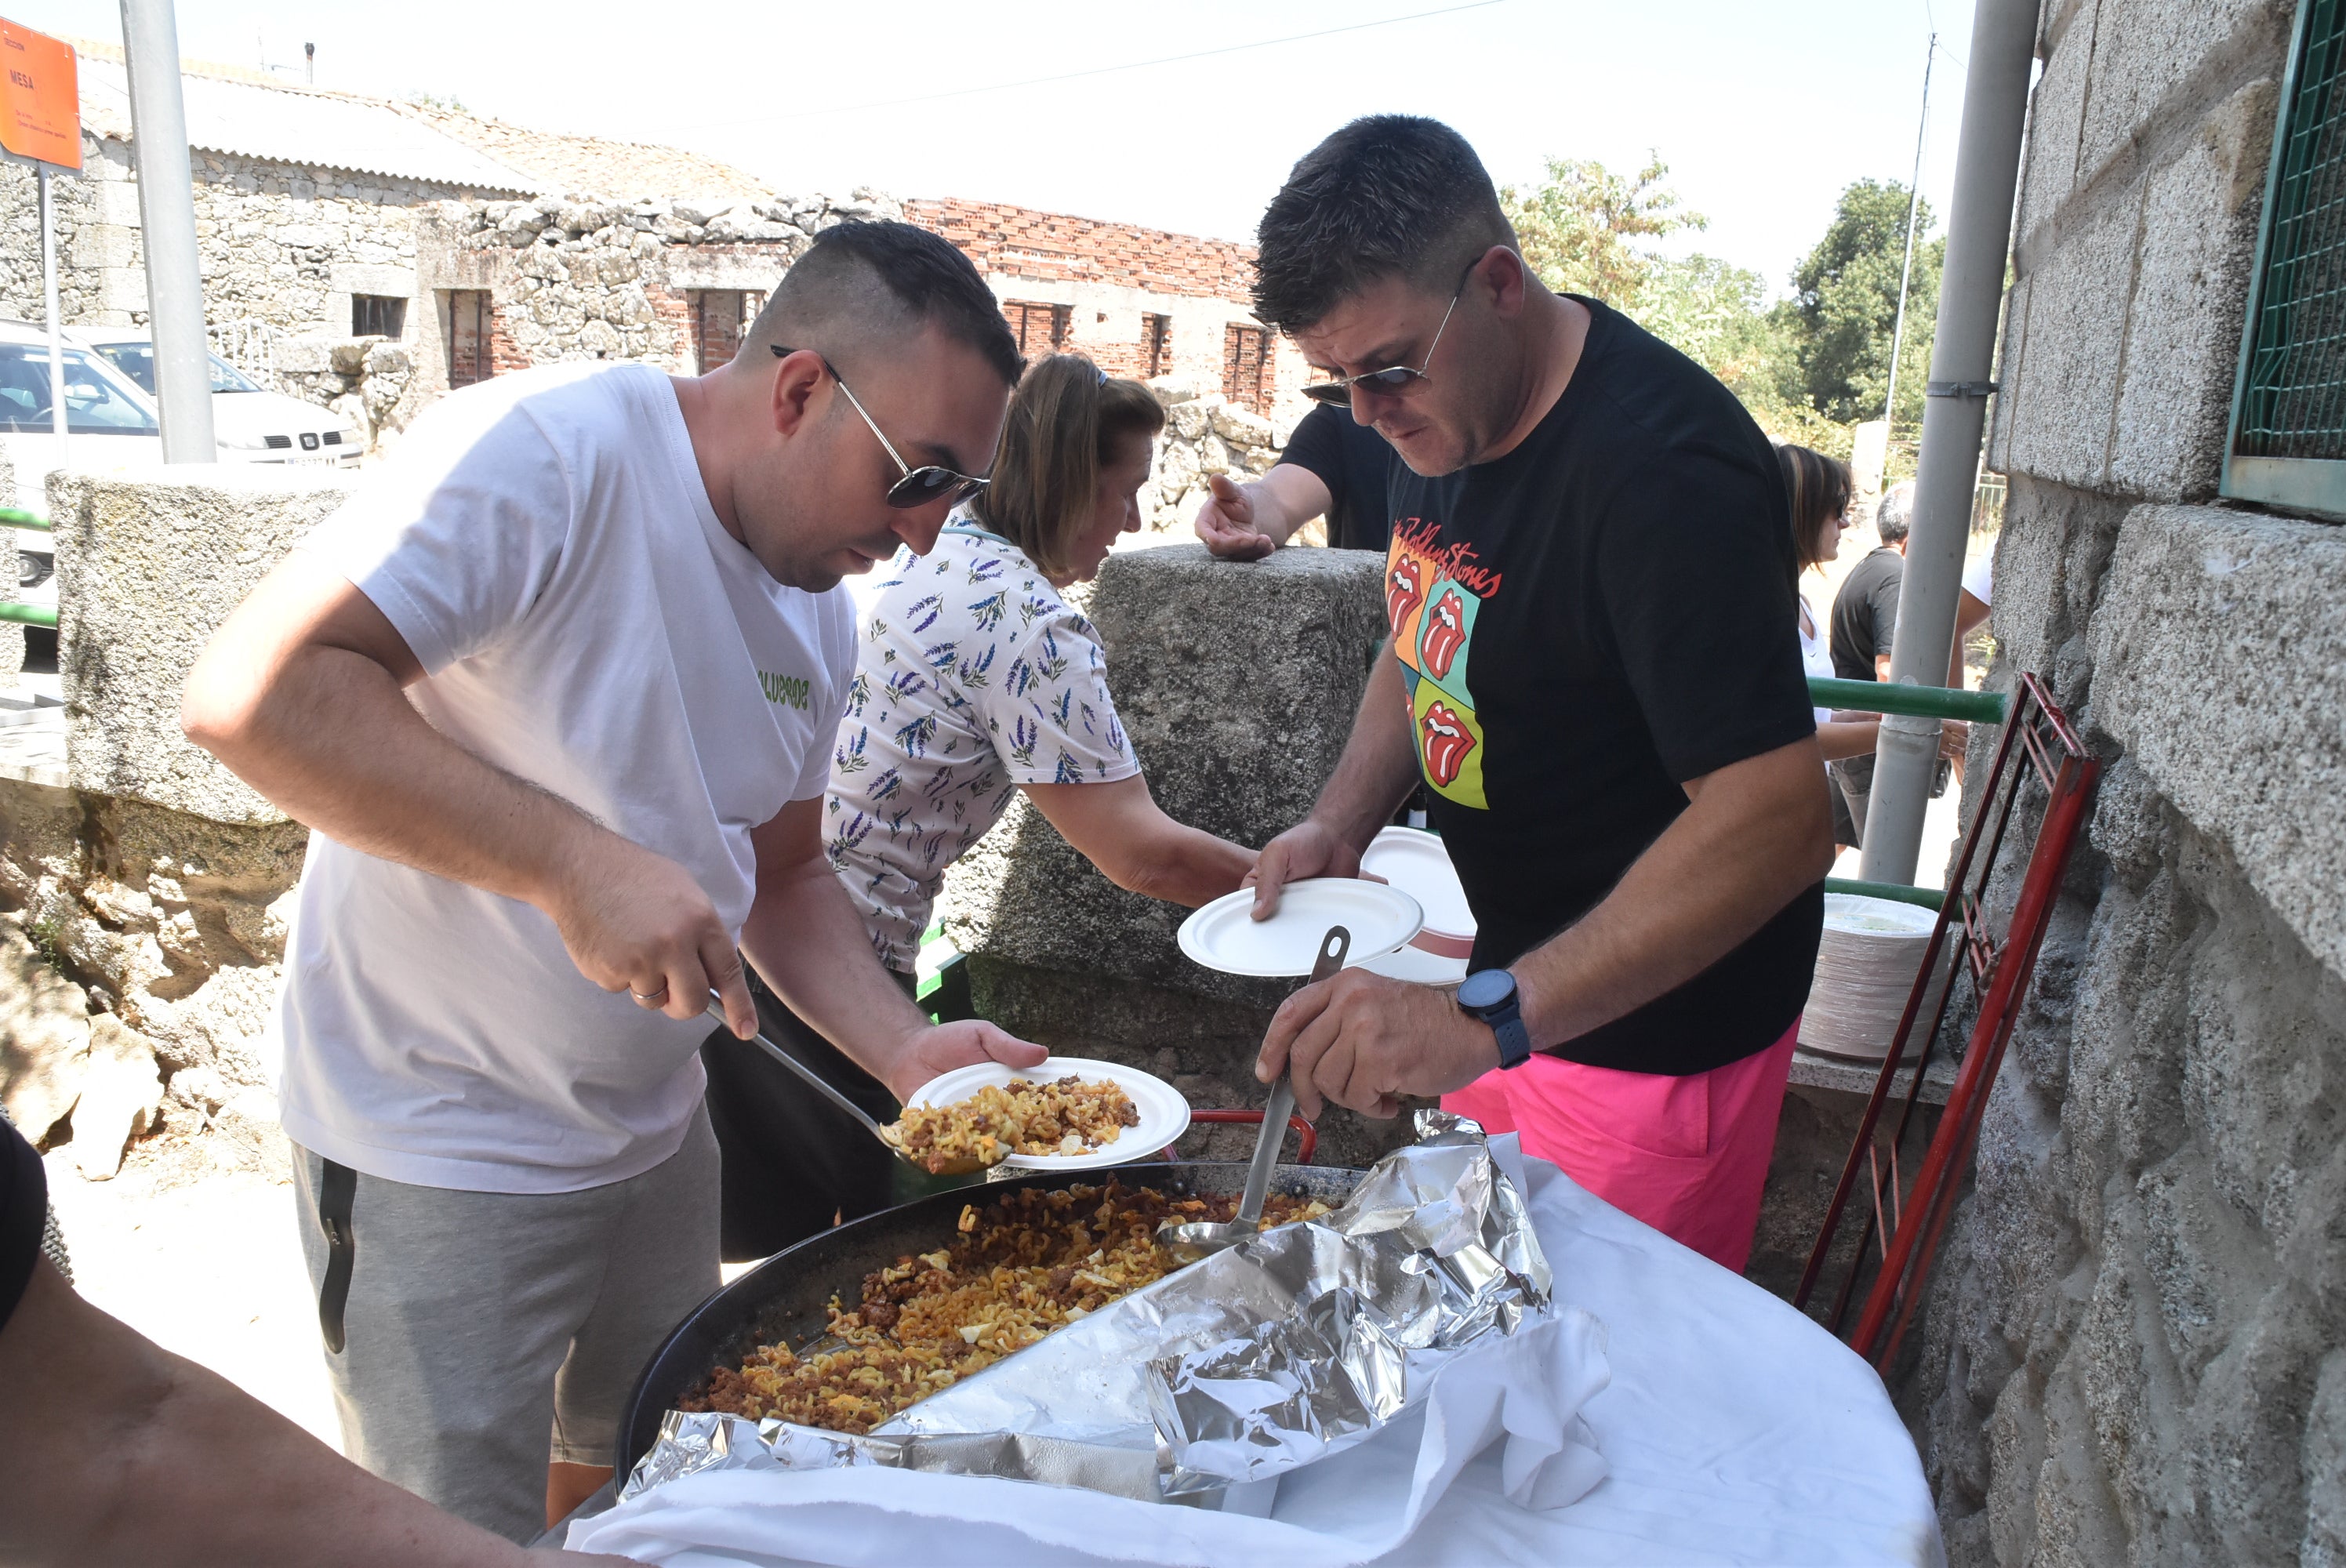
xmin=618 ymin=1160 xmax=1367 ymax=1476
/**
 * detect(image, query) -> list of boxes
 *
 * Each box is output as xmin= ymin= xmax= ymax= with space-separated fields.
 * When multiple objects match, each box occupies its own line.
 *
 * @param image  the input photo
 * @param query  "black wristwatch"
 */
xmin=1456 ymin=968 xmax=1534 ymax=1070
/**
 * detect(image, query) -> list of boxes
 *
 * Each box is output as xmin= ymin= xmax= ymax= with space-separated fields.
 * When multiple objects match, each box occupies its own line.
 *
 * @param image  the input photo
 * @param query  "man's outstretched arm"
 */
xmin=181 ymin=550 xmax=756 ymax=1036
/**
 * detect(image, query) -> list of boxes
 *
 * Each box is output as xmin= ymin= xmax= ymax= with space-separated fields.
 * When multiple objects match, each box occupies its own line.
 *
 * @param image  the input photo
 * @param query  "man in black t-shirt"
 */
xmin=1828 ymin=482 xmax=1912 ymax=838
xmin=1244 ymin=117 xmax=1832 ymax=1272
xmin=1193 ymin=401 xmax=1399 ymax=557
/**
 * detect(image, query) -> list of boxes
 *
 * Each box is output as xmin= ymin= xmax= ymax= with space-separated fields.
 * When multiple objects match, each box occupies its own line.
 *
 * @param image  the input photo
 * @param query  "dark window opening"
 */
xmin=694 ymin=290 xmax=764 ymax=373
xmin=1142 ymin=313 xmax=1171 ymax=379
xmin=353 ymin=294 xmax=408 ymax=339
xmin=447 ymin=291 xmax=492 ymax=388
xmin=1004 ymin=299 xmax=1071 ymax=357
xmin=1222 ymin=322 xmax=1270 ymax=415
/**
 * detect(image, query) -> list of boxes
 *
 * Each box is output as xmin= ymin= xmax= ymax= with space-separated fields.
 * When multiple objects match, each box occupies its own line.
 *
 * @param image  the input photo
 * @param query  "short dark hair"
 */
xmin=1252 ymin=115 xmax=1516 ymax=336
xmin=745 ymin=220 xmax=1022 ymax=387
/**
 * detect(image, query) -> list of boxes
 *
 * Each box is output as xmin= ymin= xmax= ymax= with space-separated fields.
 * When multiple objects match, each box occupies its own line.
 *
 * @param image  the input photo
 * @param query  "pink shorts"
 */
xmin=1443 ymin=1018 xmax=1799 ymax=1273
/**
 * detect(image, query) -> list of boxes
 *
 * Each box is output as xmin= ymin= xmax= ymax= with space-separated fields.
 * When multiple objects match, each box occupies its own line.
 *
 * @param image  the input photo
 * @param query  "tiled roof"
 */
xmin=69 ymin=42 xmax=539 ymax=194
xmin=390 ymin=104 xmax=771 ymax=201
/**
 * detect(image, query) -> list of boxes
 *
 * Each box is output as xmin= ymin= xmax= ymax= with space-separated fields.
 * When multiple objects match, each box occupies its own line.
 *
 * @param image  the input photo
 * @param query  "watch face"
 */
xmin=1458 ymin=969 xmax=1515 ymax=1011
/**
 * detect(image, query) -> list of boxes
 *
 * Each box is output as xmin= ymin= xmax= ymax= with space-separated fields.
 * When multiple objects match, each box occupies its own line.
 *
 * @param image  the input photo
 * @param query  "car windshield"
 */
xmin=0 ymin=345 xmax=160 ymax=434
xmin=93 ymin=343 xmax=261 ymax=394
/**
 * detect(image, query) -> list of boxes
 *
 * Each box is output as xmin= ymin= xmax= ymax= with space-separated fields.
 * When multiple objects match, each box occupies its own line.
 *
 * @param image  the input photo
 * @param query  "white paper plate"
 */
xmin=1177 ymin=878 xmax=1424 ymax=978
xmin=1360 ymin=826 xmax=1478 ymax=945
xmin=1821 ymin=892 xmax=1939 ymax=936
xmin=1358 ymin=942 xmax=1471 ymax=987
xmin=902 ymin=1056 xmax=1190 ymax=1171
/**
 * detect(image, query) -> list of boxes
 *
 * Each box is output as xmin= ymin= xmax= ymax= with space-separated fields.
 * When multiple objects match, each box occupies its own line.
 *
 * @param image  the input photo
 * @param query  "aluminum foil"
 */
xmin=619 ymin=1409 xmax=1160 ymax=1502
xmin=619 ymin=1110 xmax=1551 ymax=1505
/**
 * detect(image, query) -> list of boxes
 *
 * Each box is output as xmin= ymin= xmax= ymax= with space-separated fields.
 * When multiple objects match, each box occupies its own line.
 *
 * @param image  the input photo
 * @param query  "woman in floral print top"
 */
xmin=827 ymin=354 xmax=1257 ymax=971
xmin=703 ymin=356 xmax=1256 ymax=1260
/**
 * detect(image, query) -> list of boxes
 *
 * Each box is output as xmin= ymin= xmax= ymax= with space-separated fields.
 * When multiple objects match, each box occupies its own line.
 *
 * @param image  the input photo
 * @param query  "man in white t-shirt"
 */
xmin=181 ymin=221 xmax=1044 ymax=1541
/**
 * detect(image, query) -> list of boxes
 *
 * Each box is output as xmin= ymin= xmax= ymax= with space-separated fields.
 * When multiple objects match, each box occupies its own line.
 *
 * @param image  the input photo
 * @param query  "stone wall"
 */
xmin=271 ymin=337 xmax=416 ymax=454
xmin=0 ymin=468 xmax=345 ymax=1139
xmin=1908 ymin=0 xmax=2346 ymax=1560
xmin=1138 ymin=379 xmax=1284 ymax=534
xmin=0 ymin=135 xmax=485 ymax=334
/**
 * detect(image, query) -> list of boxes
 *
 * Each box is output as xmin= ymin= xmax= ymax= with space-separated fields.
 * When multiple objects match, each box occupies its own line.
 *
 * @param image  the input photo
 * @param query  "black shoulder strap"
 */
xmin=315 ymin=1159 xmax=358 ymax=1354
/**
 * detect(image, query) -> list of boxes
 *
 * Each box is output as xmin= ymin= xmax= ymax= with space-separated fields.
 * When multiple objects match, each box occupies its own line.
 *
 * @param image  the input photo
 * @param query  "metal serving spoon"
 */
xmin=1156 ymin=924 xmax=1349 ymax=1265
xmin=703 ymin=990 xmax=993 ymax=1178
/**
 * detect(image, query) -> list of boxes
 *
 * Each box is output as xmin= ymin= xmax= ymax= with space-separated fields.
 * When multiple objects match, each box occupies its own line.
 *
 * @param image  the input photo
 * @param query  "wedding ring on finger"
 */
xmin=631 ymin=983 xmax=670 ymax=1006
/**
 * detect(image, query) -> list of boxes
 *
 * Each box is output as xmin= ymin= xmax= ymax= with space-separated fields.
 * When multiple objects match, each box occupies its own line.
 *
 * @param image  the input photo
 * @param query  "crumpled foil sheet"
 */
xmin=619 ymin=1109 xmax=1552 ymax=1504
xmin=618 ymin=1409 xmax=1160 ymax=1502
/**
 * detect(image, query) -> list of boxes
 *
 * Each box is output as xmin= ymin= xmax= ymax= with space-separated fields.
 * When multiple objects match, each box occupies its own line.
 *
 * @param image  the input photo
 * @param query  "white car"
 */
xmin=76 ymin=328 xmax=363 ymax=471
xmin=0 ymin=321 xmax=361 ymax=614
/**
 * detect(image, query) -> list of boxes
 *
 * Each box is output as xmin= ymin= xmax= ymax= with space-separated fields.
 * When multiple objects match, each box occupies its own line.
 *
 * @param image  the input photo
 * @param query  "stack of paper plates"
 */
xmin=1802 ymin=893 xmax=1945 ymax=1062
xmin=1356 ymin=827 xmax=1475 ymax=985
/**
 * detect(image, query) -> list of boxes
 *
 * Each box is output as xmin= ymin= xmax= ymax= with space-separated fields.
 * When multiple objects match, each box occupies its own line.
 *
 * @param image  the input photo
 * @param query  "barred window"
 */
xmin=2226 ymin=0 xmax=2346 ymax=517
xmin=1222 ymin=323 xmax=1269 ymax=414
xmin=1004 ymin=300 xmax=1070 ymax=357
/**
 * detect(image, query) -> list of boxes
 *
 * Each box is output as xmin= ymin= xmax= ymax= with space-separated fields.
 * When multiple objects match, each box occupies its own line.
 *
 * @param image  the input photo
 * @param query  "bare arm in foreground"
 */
xmin=0 ymin=1261 xmax=635 ymax=1566
xmin=181 ymin=553 xmax=758 ymax=1036
xmin=738 ymin=799 xmax=1045 ymax=1102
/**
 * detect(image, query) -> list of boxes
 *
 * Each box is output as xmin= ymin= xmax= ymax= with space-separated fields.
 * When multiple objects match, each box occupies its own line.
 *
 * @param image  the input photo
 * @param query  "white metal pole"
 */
xmin=1883 ymin=34 xmax=1936 ymax=432
xmin=1861 ymin=0 xmax=2041 ymax=886
xmin=118 ymin=0 xmax=215 ymax=462
xmin=38 ymin=165 xmax=67 ymax=465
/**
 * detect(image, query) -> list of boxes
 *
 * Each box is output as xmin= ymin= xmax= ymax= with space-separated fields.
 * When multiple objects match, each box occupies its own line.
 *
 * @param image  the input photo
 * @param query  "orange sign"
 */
xmin=0 ymin=20 xmax=78 ymax=170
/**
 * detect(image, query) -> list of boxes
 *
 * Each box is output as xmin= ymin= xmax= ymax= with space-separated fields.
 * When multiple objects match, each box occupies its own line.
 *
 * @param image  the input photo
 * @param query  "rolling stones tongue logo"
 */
xmin=1386 ymin=555 xmax=1427 ymax=636
xmin=1422 ymin=588 xmax=1468 ymax=678
xmin=1420 ymin=699 xmax=1477 ymax=786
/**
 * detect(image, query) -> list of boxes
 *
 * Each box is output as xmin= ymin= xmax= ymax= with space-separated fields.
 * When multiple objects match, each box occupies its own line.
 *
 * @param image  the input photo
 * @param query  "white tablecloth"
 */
xmin=572 ymin=1148 xmax=1944 ymax=1566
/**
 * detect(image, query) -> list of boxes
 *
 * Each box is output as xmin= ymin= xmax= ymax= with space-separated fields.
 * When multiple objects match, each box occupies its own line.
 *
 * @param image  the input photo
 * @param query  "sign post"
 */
xmin=0 ymin=20 xmax=82 ymax=468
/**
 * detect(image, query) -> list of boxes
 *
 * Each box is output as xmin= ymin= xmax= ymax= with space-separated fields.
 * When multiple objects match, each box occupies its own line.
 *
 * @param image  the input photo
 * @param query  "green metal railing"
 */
xmin=1807 ymin=676 xmax=2005 ymax=725
xmin=2 ymin=509 xmax=57 ymax=627
xmin=1822 ymin=877 xmax=1945 ymax=910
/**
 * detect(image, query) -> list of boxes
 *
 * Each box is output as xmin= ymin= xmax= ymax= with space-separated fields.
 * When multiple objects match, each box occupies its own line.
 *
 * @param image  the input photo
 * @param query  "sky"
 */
xmin=7 ymin=0 xmax=1977 ymax=297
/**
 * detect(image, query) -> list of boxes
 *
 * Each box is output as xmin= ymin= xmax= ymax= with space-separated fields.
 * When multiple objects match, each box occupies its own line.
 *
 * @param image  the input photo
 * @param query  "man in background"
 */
xmin=1829 ymin=481 xmax=1908 ymax=839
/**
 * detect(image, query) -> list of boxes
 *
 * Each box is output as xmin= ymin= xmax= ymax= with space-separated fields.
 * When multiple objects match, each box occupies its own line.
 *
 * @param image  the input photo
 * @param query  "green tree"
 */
xmin=1501 ymin=154 xmax=1705 ymax=309
xmin=1781 ymin=178 xmax=1943 ymax=430
xmin=1636 ymin=254 xmax=1847 ymax=456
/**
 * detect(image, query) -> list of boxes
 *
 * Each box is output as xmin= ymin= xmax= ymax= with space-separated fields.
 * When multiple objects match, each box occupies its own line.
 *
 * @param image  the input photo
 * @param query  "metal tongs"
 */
xmin=1156 ymin=924 xmax=1349 ymax=1265
xmin=703 ymin=990 xmax=993 ymax=1177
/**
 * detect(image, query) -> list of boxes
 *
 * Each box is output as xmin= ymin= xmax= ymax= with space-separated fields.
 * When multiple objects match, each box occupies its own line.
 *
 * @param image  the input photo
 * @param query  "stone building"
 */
xmin=1907 ymin=1 xmax=2346 ymax=1562
xmin=0 ymin=44 xmax=1304 ymax=473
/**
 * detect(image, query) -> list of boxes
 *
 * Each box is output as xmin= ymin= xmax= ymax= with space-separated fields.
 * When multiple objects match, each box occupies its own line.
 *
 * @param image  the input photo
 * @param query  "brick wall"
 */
xmin=905 ymin=198 xmax=1258 ymax=301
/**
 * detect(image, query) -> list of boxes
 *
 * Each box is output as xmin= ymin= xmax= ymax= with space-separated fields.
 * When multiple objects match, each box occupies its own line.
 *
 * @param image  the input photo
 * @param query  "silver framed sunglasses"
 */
xmin=772 ymin=345 xmax=990 ymax=510
xmin=1298 ymin=259 xmax=1480 ymax=408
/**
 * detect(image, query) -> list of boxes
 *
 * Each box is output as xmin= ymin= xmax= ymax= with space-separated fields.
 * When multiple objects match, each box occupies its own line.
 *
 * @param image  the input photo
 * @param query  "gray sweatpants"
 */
xmin=292 ymin=1109 xmax=720 ymax=1543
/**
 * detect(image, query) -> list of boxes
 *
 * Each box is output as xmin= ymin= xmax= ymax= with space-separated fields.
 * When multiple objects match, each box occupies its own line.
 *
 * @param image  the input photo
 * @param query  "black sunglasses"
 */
xmin=1298 ymin=258 xmax=1480 ymax=408
xmin=772 ymin=346 xmax=990 ymax=510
